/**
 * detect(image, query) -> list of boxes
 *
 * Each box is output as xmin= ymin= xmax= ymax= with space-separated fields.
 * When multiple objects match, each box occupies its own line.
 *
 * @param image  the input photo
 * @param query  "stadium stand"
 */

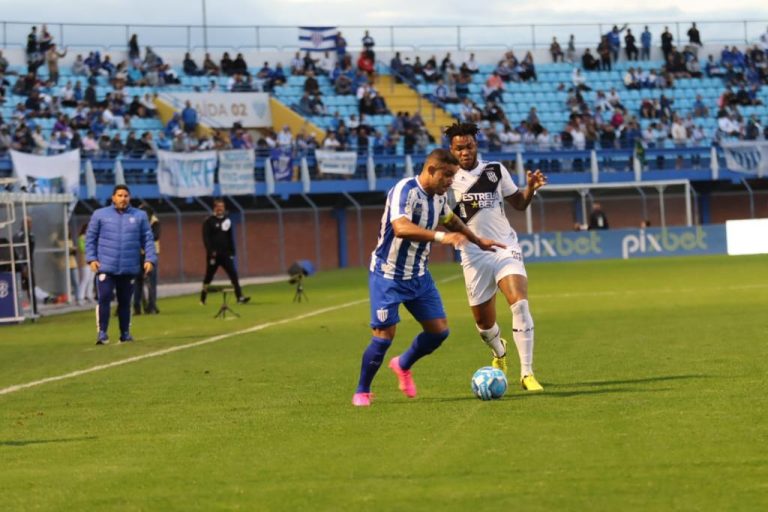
xmin=2 ymin=23 xmax=768 ymax=189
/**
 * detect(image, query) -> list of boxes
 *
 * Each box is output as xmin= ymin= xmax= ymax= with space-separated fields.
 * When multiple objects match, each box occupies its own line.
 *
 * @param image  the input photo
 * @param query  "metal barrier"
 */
xmin=2 ymin=20 xmax=768 ymax=53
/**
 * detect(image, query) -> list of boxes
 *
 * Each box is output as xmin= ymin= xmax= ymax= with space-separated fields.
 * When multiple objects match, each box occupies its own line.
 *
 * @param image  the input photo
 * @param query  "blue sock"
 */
xmin=399 ymin=329 xmax=450 ymax=370
xmin=356 ymin=336 xmax=392 ymax=393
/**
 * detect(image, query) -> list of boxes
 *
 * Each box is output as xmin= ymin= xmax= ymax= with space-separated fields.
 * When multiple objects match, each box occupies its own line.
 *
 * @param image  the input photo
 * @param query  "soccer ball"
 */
xmin=471 ymin=366 xmax=508 ymax=401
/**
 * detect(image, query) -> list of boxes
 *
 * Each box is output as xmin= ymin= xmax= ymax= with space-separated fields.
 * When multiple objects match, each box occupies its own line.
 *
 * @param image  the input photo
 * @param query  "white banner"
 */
xmin=721 ymin=141 xmax=768 ymax=177
xmin=10 ymin=150 xmax=80 ymax=197
xmin=165 ymin=92 xmax=272 ymax=128
xmin=218 ymin=150 xmax=255 ymax=196
xmin=156 ymin=150 xmax=217 ymax=197
xmin=315 ymin=150 xmax=358 ymax=175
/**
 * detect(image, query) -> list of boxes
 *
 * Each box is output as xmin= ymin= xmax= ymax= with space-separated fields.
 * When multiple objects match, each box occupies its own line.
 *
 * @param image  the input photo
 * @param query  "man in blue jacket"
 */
xmin=86 ymin=185 xmax=157 ymax=344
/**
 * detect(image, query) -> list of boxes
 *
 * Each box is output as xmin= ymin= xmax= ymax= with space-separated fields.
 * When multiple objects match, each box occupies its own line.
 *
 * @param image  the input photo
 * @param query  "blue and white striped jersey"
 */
xmin=369 ymin=177 xmax=452 ymax=280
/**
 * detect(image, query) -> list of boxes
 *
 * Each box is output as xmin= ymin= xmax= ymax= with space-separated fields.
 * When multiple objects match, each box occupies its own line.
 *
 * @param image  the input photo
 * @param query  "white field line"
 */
xmin=0 ymin=299 xmax=368 ymax=396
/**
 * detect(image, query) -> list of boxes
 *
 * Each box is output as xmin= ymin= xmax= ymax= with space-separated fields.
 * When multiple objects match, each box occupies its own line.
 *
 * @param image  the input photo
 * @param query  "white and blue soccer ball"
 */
xmin=471 ymin=366 xmax=508 ymax=400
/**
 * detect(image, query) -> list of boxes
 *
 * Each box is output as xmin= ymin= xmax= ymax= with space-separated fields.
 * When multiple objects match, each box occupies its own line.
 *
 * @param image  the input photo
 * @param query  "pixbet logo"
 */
xmin=519 ymin=232 xmax=602 ymax=258
xmin=621 ymin=228 xmax=708 ymax=259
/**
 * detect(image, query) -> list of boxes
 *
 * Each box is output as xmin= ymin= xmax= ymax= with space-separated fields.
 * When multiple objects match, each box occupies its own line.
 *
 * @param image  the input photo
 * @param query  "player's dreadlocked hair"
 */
xmin=444 ymin=122 xmax=480 ymax=141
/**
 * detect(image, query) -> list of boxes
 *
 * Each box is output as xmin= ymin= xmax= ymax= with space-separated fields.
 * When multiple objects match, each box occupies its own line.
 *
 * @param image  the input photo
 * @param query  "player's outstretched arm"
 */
xmin=442 ymin=213 xmax=506 ymax=252
xmin=507 ymin=169 xmax=548 ymax=211
xmin=391 ymin=216 xmax=468 ymax=248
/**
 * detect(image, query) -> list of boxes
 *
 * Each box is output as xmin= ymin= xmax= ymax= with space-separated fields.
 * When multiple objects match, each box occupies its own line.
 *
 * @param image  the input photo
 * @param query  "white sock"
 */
xmin=510 ymin=299 xmax=534 ymax=377
xmin=477 ymin=323 xmax=506 ymax=358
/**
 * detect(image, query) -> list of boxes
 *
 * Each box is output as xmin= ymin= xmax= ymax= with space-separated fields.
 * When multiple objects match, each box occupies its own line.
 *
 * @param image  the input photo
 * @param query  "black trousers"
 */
xmin=203 ymin=254 xmax=243 ymax=297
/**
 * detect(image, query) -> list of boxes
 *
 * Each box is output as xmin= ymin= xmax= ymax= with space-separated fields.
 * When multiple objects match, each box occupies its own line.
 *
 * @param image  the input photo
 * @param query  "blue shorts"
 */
xmin=368 ymin=271 xmax=446 ymax=329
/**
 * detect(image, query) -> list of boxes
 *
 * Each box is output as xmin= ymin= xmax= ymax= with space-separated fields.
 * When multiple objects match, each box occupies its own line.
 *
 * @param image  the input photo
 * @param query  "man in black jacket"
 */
xmin=200 ymin=199 xmax=250 ymax=305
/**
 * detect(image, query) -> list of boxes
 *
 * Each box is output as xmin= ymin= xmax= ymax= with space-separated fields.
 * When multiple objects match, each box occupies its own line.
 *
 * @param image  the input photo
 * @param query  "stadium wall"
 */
xmin=141 ymin=189 xmax=766 ymax=279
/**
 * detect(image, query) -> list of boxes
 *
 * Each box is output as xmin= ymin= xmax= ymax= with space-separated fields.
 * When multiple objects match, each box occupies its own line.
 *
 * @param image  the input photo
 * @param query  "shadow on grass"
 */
xmin=524 ymin=387 xmax=669 ymax=398
xmin=0 ymin=436 xmax=97 ymax=447
xmin=545 ymin=374 xmax=710 ymax=389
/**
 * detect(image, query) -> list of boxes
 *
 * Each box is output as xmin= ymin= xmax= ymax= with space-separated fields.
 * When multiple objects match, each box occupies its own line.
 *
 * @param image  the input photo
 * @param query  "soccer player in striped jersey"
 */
xmin=446 ymin=122 xmax=548 ymax=391
xmin=352 ymin=149 xmax=504 ymax=407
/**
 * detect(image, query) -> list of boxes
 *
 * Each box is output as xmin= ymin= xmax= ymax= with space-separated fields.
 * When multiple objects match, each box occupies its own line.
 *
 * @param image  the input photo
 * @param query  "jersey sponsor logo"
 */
xmin=461 ymin=191 xmax=497 ymax=210
xmin=452 ymin=164 xmax=502 ymax=222
xmin=376 ymin=307 xmax=389 ymax=323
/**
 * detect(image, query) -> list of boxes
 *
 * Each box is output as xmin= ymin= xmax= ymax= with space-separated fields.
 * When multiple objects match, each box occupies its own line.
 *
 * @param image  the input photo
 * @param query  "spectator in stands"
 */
xmin=181 ymin=101 xmax=198 ymax=135
xmin=625 ymin=29 xmax=638 ymax=61
xmin=661 ymin=27 xmax=674 ymax=62
xmin=439 ymin=52 xmax=453 ymax=73
xmin=671 ymin=115 xmax=688 ymax=146
xmin=571 ymin=68 xmax=591 ymax=91
xmin=289 ymin=52 xmax=303 ymax=75
xmin=463 ymin=53 xmax=479 ymax=74
xmin=598 ymin=36 xmax=612 ymax=70
xmin=297 ymin=92 xmax=313 ymax=115
xmin=203 ymin=53 xmax=220 ymax=75
xmin=717 ymin=109 xmax=741 ymax=138
xmin=335 ymin=31 xmax=347 ymax=60
xmin=304 ymin=70 xmax=319 ymax=95
xmin=606 ymin=25 xmax=627 ymax=62
xmin=358 ymin=51 xmax=375 ymax=78
xmin=687 ymin=23 xmax=702 ymax=46
xmin=38 ymin=25 xmax=53 ymax=54
xmin=745 ymin=115 xmax=762 ymax=140
xmin=231 ymin=53 xmax=247 ymax=75
xmin=623 ymin=67 xmax=639 ymax=89
xmin=641 ymin=26 xmax=652 ymax=60
xmin=550 ymin=37 xmax=564 ymax=63
xmin=322 ymin=131 xmax=340 ymax=150
xmin=483 ymin=71 xmax=504 ymax=103
xmin=581 ymin=48 xmax=599 ymax=71
xmin=362 ymin=30 xmax=375 ymax=57
xmin=565 ymin=35 xmax=576 ymax=63
xmin=220 ymin=52 xmax=234 ymax=76
xmin=692 ymin=94 xmax=709 ymax=118
xmin=171 ymin=131 xmax=187 ymax=152
xmin=319 ymin=51 xmax=335 ymax=76
xmin=686 ymin=56 xmax=702 ymax=78
xmin=519 ymin=52 xmax=536 ymax=81
xmin=0 ymin=50 xmax=9 ymax=74
xmin=26 ymin=26 xmax=38 ymax=60
xmin=423 ymin=57 xmax=439 ymax=83
xmin=128 ymin=34 xmax=140 ymax=61
xmin=42 ymin=43 xmax=66 ymax=84
xmin=302 ymin=52 xmax=317 ymax=75
xmin=309 ymin=93 xmax=326 ymax=115
xmin=183 ymin=52 xmax=203 ymax=76
xmin=101 ymin=55 xmax=116 ymax=77
xmin=144 ymin=46 xmax=162 ymax=72
xmin=276 ymin=125 xmax=293 ymax=148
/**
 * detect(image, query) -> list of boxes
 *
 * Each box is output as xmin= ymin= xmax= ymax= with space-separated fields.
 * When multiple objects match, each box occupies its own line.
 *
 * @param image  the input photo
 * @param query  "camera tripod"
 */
xmin=292 ymin=274 xmax=308 ymax=302
xmin=214 ymin=287 xmax=240 ymax=318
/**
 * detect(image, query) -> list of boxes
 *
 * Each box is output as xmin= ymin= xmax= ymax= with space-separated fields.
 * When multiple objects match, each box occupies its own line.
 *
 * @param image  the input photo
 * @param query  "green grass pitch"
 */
xmin=1 ymin=255 xmax=767 ymax=511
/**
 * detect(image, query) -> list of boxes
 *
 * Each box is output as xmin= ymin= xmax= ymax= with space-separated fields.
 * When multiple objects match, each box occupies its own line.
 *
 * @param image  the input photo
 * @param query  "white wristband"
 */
xmin=434 ymin=231 xmax=445 ymax=243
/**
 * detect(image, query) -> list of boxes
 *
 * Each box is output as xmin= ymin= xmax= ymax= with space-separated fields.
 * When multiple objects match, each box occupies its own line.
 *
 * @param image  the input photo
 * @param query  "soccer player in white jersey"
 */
xmin=446 ymin=122 xmax=548 ymax=391
xmin=353 ymin=149 xmax=504 ymax=407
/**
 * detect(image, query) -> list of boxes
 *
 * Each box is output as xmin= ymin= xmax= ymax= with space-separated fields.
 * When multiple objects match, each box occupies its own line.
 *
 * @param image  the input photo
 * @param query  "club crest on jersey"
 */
xmin=376 ymin=308 xmax=389 ymax=323
xmin=485 ymin=171 xmax=498 ymax=183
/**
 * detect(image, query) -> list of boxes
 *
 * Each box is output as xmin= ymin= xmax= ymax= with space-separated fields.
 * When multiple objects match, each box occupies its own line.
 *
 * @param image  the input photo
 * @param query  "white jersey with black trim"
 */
xmin=369 ymin=177 xmax=452 ymax=280
xmin=448 ymin=159 xmax=519 ymax=259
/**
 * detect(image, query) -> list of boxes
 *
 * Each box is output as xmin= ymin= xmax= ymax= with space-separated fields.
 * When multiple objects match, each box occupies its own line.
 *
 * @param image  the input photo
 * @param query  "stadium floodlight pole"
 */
xmin=202 ymin=0 xmax=208 ymax=52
